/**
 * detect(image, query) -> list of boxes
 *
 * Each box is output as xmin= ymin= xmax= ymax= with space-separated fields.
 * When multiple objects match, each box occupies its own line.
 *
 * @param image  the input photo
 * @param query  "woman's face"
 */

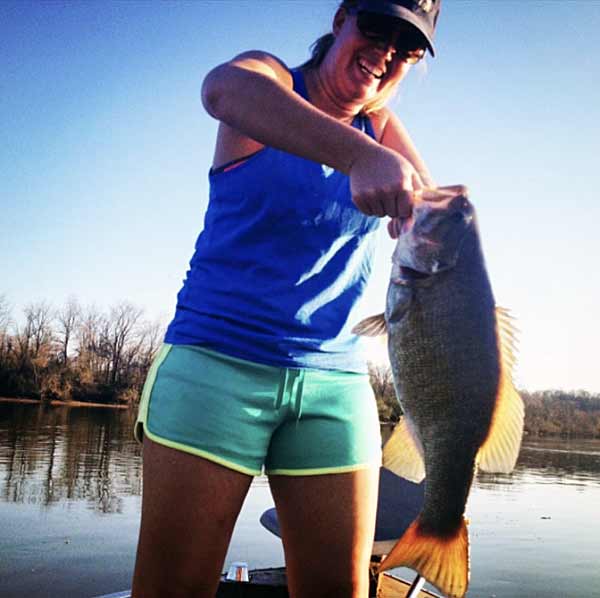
xmin=321 ymin=9 xmax=419 ymax=109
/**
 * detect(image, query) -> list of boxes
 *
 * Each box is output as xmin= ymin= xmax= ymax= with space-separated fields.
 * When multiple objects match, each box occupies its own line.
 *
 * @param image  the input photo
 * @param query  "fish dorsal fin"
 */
xmin=352 ymin=313 xmax=387 ymax=337
xmin=382 ymin=415 xmax=426 ymax=483
xmin=476 ymin=307 xmax=525 ymax=473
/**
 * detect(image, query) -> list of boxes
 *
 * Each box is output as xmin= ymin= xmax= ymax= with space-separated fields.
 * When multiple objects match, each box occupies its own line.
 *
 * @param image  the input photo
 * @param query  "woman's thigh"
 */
xmin=269 ymin=466 xmax=379 ymax=598
xmin=132 ymin=438 xmax=253 ymax=598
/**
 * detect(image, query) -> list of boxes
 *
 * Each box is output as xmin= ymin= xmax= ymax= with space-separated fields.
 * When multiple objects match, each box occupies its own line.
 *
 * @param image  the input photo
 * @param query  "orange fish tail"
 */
xmin=378 ymin=517 xmax=470 ymax=598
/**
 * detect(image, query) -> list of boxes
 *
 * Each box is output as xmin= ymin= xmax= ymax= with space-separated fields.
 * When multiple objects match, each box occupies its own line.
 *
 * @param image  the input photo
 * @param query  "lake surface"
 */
xmin=0 ymin=401 xmax=599 ymax=598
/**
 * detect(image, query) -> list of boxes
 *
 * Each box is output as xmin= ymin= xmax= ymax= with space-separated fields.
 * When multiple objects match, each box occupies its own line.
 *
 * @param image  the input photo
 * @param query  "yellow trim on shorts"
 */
xmin=266 ymin=460 xmax=381 ymax=477
xmin=135 ymin=342 xmax=381 ymax=477
xmin=143 ymin=426 xmax=262 ymax=477
xmin=135 ymin=343 xmax=261 ymax=476
xmin=134 ymin=344 xmax=172 ymax=444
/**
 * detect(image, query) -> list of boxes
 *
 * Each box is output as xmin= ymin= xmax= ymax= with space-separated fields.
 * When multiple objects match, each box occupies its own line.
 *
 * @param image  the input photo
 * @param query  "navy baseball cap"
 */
xmin=353 ymin=0 xmax=441 ymax=56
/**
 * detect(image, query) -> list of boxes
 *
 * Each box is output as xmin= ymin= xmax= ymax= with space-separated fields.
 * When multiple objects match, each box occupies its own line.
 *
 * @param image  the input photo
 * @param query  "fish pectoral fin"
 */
xmin=379 ymin=517 xmax=470 ymax=598
xmin=477 ymin=307 xmax=525 ymax=473
xmin=351 ymin=313 xmax=387 ymax=337
xmin=382 ymin=416 xmax=425 ymax=483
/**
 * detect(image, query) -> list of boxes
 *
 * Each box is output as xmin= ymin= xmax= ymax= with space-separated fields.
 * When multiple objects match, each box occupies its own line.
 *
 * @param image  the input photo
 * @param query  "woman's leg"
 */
xmin=268 ymin=466 xmax=379 ymax=598
xmin=131 ymin=438 xmax=253 ymax=598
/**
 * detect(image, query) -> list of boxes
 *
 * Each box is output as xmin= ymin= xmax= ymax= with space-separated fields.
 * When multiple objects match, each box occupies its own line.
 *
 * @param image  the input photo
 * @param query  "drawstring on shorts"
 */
xmin=275 ymin=368 xmax=305 ymax=420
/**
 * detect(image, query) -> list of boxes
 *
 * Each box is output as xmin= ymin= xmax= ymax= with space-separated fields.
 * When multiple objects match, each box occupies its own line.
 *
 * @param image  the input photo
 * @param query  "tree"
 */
xmin=368 ymin=362 xmax=402 ymax=421
xmin=55 ymin=297 xmax=81 ymax=365
xmin=369 ymin=362 xmax=394 ymax=399
xmin=0 ymin=297 xmax=167 ymax=403
xmin=75 ymin=305 xmax=104 ymax=383
xmin=23 ymin=301 xmax=54 ymax=360
xmin=104 ymin=302 xmax=143 ymax=386
xmin=0 ymin=294 xmax=12 ymax=367
xmin=9 ymin=301 xmax=56 ymax=398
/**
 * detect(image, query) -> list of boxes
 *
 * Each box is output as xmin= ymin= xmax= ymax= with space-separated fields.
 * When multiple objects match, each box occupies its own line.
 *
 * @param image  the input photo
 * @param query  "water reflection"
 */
xmin=476 ymin=436 xmax=600 ymax=490
xmin=0 ymin=402 xmax=141 ymax=513
xmin=2 ymin=403 xmax=599 ymax=598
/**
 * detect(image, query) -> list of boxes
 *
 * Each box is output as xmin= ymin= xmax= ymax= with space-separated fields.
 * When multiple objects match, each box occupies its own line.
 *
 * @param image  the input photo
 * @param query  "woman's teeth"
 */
xmin=358 ymin=59 xmax=384 ymax=79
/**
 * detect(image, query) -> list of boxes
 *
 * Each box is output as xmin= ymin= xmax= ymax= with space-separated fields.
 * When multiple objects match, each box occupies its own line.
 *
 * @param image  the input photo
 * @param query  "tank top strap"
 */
xmin=357 ymin=112 xmax=377 ymax=141
xmin=291 ymin=68 xmax=309 ymax=100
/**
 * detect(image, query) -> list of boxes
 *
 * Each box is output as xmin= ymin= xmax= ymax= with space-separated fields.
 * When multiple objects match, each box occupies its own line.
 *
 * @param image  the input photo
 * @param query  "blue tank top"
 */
xmin=164 ymin=68 xmax=380 ymax=372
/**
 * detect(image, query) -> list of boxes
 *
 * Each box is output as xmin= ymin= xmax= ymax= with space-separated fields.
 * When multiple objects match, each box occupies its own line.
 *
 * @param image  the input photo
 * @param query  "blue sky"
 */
xmin=2 ymin=0 xmax=599 ymax=392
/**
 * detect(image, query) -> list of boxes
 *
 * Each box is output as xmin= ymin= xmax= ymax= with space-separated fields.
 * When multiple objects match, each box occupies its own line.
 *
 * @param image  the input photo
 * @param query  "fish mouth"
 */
xmin=392 ymin=266 xmax=432 ymax=285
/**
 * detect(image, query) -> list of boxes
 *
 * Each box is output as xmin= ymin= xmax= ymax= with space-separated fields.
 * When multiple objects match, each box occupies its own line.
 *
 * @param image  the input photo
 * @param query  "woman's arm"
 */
xmin=374 ymin=108 xmax=436 ymax=238
xmin=202 ymin=51 xmax=418 ymax=219
xmin=202 ymin=51 xmax=378 ymax=174
xmin=377 ymin=107 xmax=435 ymax=188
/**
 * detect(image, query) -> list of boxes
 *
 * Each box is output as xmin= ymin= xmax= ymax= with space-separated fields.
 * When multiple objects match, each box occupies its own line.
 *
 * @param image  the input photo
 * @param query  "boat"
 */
xmin=93 ymin=468 xmax=441 ymax=598
xmin=94 ymin=567 xmax=438 ymax=598
xmin=213 ymin=564 xmax=439 ymax=597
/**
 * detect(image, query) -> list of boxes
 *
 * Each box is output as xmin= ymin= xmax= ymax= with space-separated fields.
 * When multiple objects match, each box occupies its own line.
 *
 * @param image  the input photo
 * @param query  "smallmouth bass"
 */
xmin=354 ymin=186 xmax=524 ymax=598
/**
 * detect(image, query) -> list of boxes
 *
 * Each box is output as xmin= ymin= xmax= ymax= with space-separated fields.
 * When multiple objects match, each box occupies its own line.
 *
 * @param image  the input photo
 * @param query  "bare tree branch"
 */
xmin=55 ymin=296 xmax=81 ymax=365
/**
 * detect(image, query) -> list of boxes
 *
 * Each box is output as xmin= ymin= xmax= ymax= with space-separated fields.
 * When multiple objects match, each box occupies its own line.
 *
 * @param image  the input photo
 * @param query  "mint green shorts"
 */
xmin=135 ymin=344 xmax=381 ymax=476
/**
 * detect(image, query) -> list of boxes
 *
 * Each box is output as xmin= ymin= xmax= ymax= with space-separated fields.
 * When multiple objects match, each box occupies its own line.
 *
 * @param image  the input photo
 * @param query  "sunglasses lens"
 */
xmin=402 ymin=48 xmax=426 ymax=64
xmin=357 ymin=13 xmax=394 ymax=42
xmin=356 ymin=12 xmax=426 ymax=63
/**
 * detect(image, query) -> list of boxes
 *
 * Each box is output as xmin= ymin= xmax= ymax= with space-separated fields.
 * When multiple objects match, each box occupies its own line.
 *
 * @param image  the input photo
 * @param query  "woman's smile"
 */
xmin=330 ymin=14 xmax=411 ymax=101
xmin=348 ymin=46 xmax=406 ymax=97
xmin=357 ymin=55 xmax=386 ymax=80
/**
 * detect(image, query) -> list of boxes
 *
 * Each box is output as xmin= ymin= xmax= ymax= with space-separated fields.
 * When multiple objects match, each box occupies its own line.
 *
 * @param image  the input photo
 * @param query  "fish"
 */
xmin=353 ymin=186 xmax=524 ymax=598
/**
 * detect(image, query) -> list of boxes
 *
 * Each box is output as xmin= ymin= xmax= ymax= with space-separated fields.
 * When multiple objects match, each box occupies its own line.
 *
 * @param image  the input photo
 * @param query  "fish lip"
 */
xmin=392 ymin=266 xmax=435 ymax=287
xmin=399 ymin=266 xmax=431 ymax=280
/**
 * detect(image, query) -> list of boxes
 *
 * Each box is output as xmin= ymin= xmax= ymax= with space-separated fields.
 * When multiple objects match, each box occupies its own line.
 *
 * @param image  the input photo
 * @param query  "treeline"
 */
xmin=521 ymin=389 xmax=600 ymax=438
xmin=2 ymin=293 xmax=599 ymax=437
xmin=368 ymin=363 xmax=600 ymax=438
xmin=0 ymin=295 xmax=162 ymax=405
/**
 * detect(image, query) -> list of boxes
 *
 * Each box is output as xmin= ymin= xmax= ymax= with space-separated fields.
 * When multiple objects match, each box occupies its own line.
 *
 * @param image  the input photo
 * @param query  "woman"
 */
xmin=132 ymin=1 xmax=441 ymax=596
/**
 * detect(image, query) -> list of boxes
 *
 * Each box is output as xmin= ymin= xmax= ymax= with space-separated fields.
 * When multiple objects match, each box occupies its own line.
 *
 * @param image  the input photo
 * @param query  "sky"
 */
xmin=2 ymin=0 xmax=599 ymax=393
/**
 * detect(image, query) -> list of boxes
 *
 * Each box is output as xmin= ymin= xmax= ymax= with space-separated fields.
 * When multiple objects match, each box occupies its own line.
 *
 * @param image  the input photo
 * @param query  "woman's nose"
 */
xmin=376 ymin=40 xmax=396 ymax=61
xmin=375 ymin=33 xmax=398 ymax=58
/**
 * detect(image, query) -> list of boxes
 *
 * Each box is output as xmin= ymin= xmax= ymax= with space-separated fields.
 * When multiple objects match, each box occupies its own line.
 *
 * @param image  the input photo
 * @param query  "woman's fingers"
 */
xmin=353 ymin=188 xmax=415 ymax=219
xmin=387 ymin=218 xmax=401 ymax=239
xmin=353 ymin=191 xmax=408 ymax=218
xmin=349 ymin=146 xmax=419 ymax=219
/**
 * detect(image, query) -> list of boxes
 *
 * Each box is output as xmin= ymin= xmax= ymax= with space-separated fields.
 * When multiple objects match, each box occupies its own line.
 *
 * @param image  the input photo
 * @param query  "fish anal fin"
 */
xmin=477 ymin=307 xmax=525 ymax=473
xmin=352 ymin=313 xmax=387 ymax=337
xmin=382 ymin=416 xmax=425 ymax=483
xmin=379 ymin=517 xmax=470 ymax=598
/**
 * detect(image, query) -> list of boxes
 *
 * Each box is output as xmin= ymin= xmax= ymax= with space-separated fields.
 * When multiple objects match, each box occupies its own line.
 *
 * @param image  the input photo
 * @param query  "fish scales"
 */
xmin=388 ymin=226 xmax=499 ymax=533
xmin=353 ymin=186 xmax=524 ymax=598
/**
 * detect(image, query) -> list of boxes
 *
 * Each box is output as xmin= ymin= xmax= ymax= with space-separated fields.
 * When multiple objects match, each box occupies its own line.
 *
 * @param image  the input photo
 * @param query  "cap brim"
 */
xmin=358 ymin=4 xmax=436 ymax=56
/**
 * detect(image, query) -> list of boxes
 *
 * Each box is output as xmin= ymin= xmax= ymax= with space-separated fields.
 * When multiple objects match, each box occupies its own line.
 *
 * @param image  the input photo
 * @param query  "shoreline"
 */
xmin=0 ymin=397 xmax=130 ymax=409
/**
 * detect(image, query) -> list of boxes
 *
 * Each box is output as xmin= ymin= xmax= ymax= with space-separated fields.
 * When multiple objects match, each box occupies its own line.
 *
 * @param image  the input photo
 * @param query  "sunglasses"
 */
xmin=352 ymin=11 xmax=427 ymax=64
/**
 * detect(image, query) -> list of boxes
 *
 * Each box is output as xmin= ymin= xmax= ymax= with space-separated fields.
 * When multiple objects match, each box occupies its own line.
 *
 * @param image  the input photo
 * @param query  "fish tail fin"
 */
xmin=379 ymin=517 xmax=470 ymax=598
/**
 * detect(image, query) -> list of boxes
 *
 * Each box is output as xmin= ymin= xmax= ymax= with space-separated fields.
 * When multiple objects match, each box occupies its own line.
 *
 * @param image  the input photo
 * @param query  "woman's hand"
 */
xmin=387 ymin=217 xmax=404 ymax=239
xmin=349 ymin=144 xmax=423 ymax=219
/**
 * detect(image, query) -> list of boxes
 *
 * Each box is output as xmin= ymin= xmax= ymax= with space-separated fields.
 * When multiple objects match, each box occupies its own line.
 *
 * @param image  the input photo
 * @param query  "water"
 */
xmin=0 ymin=401 xmax=599 ymax=598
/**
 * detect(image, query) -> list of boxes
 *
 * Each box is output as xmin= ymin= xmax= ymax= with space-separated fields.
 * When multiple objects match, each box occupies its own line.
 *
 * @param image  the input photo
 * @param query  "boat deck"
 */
xmin=93 ymin=566 xmax=440 ymax=598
